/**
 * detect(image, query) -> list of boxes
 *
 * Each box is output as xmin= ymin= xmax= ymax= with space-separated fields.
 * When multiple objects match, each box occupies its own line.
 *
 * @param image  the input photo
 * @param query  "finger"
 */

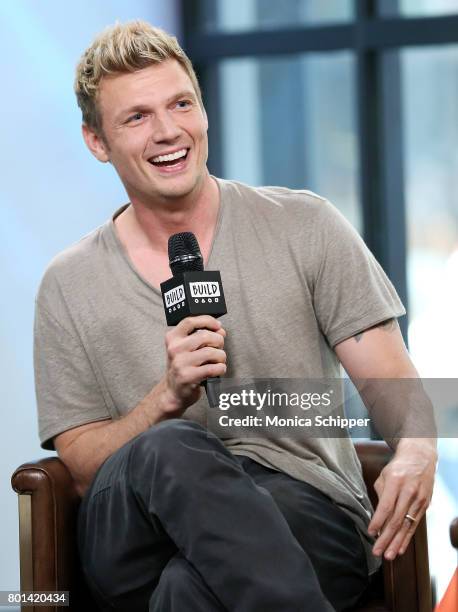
xmin=181 ymin=361 xmax=227 ymax=384
xmin=382 ymin=519 xmax=416 ymax=560
xmin=195 ymin=325 xmax=226 ymax=339
xmin=182 ymin=330 xmax=225 ymax=352
xmin=177 ymin=315 xmax=223 ymax=336
xmin=397 ymin=504 xmax=428 ymax=556
xmin=372 ymin=486 xmax=416 ymax=555
xmin=187 ymin=347 xmax=227 ymax=368
xmin=368 ymin=478 xmax=400 ymax=537
xmin=196 ymin=361 xmax=227 ymax=379
xmin=373 ymin=494 xmax=422 ymax=558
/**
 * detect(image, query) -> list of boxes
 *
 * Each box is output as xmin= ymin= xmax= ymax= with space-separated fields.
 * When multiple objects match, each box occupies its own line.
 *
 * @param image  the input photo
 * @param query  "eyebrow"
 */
xmin=115 ymin=90 xmax=198 ymax=123
xmin=169 ymin=90 xmax=197 ymax=103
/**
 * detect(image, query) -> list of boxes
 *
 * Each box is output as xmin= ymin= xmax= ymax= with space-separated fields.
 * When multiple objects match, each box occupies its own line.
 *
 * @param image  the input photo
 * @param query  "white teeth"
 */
xmin=151 ymin=148 xmax=187 ymax=163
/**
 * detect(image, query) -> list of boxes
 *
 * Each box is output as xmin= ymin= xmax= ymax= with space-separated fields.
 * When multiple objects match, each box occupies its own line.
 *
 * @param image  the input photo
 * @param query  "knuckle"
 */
xmin=201 ymin=330 xmax=212 ymax=343
xmin=203 ymin=347 xmax=216 ymax=360
xmin=171 ymin=354 xmax=186 ymax=376
xmin=206 ymin=362 xmax=223 ymax=376
xmin=208 ymin=331 xmax=221 ymax=346
xmin=380 ymin=502 xmax=394 ymax=514
xmin=216 ymin=347 xmax=226 ymax=360
xmin=167 ymin=341 xmax=180 ymax=359
xmin=173 ymin=368 xmax=183 ymax=386
xmin=180 ymin=317 xmax=193 ymax=334
xmin=170 ymin=361 xmax=181 ymax=380
xmin=213 ymin=363 xmax=226 ymax=375
xmin=206 ymin=330 xmax=223 ymax=345
xmin=392 ymin=518 xmax=404 ymax=531
xmin=176 ymin=367 xmax=191 ymax=386
xmin=381 ymin=521 xmax=394 ymax=534
xmin=196 ymin=331 xmax=218 ymax=349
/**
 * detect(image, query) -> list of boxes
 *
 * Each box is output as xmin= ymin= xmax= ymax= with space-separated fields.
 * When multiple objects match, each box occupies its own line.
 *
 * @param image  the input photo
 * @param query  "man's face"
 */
xmin=87 ymin=60 xmax=209 ymax=205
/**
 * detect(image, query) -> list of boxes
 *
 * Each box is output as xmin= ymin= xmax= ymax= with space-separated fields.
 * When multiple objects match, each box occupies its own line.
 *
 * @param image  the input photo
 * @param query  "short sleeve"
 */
xmin=34 ymin=287 xmax=111 ymax=451
xmin=312 ymin=200 xmax=406 ymax=348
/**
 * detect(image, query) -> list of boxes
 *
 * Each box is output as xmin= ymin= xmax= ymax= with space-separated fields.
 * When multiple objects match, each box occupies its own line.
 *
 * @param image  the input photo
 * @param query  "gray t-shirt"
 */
xmin=34 ymin=177 xmax=405 ymax=575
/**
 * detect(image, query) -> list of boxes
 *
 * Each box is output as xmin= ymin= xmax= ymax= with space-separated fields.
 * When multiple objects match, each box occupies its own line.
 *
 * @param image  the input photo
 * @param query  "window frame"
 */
xmin=180 ymin=0 xmax=458 ymax=341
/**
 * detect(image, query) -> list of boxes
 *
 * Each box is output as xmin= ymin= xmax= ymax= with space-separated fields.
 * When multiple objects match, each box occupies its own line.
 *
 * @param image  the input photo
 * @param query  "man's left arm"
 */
xmin=334 ymin=318 xmax=438 ymax=561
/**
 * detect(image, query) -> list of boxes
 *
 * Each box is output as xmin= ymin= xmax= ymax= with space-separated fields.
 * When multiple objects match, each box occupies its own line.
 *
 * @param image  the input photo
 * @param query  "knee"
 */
xmin=159 ymin=554 xmax=195 ymax=591
xmin=130 ymin=419 xmax=208 ymax=465
xmin=152 ymin=554 xmax=218 ymax=609
xmin=152 ymin=555 xmax=195 ymax=609
xmin=143 ymin=418 xmax=206 ymax=447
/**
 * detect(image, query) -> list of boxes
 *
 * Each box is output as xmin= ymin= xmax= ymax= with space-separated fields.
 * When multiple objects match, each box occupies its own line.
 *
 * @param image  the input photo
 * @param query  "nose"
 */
xmin=152 ymin=110 xmax=181 ymax=142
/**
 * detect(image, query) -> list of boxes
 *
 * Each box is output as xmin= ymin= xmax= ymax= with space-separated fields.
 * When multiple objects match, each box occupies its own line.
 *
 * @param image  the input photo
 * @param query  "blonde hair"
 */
xmin=74 ymin=20 xmax=203 ymax=134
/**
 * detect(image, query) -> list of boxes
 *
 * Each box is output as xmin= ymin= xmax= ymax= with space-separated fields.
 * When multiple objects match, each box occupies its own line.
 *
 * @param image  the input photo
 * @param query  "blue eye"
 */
xmin=177 ymin=100 xmax=191 ymax=108
xmin=128 ymin=112 xmax=144 ymax=123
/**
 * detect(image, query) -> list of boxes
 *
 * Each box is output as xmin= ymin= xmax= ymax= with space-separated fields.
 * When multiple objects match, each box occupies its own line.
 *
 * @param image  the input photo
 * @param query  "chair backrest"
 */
xmin=12 ymin=441 xmax=432 ymax=611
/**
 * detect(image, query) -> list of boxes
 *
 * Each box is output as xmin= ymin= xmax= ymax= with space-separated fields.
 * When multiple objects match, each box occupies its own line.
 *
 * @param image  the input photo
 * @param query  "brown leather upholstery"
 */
xmin=11 ymin=441 xmax=431 ymax=611
xmin=352 ymin=442 xmax=432 ymax=612
xmin=11 ymin=457 xmax=97 ymax=612
xmin=451 ymin=517 xmax=458 ymax=550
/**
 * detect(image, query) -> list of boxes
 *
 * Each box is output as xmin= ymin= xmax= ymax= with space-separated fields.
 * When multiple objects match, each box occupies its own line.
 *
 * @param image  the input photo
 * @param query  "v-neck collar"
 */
xmin=107 ymin=175 xmax=226 ymax=295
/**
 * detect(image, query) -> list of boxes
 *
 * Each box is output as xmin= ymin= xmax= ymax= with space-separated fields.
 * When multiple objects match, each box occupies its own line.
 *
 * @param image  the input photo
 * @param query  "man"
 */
xmin=34 ymin=20 xmax=437 ymax=612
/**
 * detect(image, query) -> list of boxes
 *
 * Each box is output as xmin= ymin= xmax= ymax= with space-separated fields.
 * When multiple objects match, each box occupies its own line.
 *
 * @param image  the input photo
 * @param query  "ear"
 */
xmin=82 ymin=124 xmax=110 ymax=163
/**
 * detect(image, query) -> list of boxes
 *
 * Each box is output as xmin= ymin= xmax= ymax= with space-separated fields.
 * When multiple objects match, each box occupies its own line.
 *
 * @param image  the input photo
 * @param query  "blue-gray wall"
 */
xmin=0 ymin=0 xmax=180 ymax=596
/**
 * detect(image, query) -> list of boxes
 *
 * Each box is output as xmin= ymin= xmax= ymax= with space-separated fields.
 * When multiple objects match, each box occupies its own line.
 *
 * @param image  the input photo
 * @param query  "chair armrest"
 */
xmin=354 ymin=441 xmax=432 ymax=612
xmin=11 ymin=457 xmax=88 ymax=611
xmin=451 ymin=517 xmax=458 ymax=550
xmin=354 ymin=441 xmax=392 ymax=508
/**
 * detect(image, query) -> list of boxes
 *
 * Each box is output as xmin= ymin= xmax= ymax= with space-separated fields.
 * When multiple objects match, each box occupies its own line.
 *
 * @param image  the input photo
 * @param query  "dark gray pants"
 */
xmin=77 ymin=419 xmax=369 ymax=611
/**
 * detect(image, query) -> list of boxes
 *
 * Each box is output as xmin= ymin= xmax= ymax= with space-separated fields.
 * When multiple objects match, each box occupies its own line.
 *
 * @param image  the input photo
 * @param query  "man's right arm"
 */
xmin=54 ymin=315 xmax=227 ymax=497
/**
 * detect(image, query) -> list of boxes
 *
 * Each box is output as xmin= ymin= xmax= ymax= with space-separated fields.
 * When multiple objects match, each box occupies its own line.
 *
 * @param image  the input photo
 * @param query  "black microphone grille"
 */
xmin=168 ymin=232 xmax=204 ymax=275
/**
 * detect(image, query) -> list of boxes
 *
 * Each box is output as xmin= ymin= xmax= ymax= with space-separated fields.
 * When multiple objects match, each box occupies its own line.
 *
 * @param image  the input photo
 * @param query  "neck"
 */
xmin=118 ymin=172 xmax=220 ymax=256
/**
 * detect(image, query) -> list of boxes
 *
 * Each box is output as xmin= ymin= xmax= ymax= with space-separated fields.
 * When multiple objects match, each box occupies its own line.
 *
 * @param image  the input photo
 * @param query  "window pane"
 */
xmin=401 ymin=45 xmax=458 ymax=377
xmin=198 ymin=0 xmax=353 ymax=33
xmin=379 ymin=0 xmax=458 ymax=17
xmin=401 ymin=45 xmax=458 ymax=603
xmin=216 ymin=52 xmax=361 ymax=230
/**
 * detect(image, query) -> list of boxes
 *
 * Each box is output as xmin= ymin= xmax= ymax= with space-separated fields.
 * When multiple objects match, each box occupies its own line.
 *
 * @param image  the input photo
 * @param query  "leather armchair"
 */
xmin=11 ymin=440 xmax=432 ymax=612
xmin=451 ymin=517 xmax=458 ymax=551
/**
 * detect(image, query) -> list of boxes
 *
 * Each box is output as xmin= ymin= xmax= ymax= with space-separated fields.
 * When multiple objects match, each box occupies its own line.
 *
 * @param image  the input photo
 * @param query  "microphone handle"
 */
xmin=191 ymin=327 xmax=222 ymax=407
xmin=201 ymin=377 xmax=221 ymax=408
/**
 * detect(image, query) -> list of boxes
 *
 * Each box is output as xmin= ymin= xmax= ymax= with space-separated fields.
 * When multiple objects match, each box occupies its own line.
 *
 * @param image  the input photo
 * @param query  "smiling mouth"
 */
xmin=148 ymin=148 xmax=189 ymax=168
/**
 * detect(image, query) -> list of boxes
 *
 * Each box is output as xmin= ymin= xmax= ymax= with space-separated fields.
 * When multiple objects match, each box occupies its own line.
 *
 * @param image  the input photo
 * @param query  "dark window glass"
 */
xmin=379 ymin=0 xmax=458 ymax=17
xmin=198 ymin=0 xmax=353 ymax=33
xmin=217 ymin=52 xmax=361 ymax=229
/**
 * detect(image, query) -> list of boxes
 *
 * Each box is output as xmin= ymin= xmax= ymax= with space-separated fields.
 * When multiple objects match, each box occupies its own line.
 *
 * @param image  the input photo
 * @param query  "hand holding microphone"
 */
xmin=162 ymin=315 xmax=226 ymax=413
xmin=160 ymin=232 xmax=227 ymax=409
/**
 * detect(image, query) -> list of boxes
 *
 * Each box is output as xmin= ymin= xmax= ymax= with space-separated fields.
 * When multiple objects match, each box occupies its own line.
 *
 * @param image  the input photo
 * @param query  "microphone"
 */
xmin=161 ymin=232 xmax=227 ymax=325
xmin=160 ymin=232 xmax=227 ymax=406
xmin=168 ymin=231 xmax=204 ymax=275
